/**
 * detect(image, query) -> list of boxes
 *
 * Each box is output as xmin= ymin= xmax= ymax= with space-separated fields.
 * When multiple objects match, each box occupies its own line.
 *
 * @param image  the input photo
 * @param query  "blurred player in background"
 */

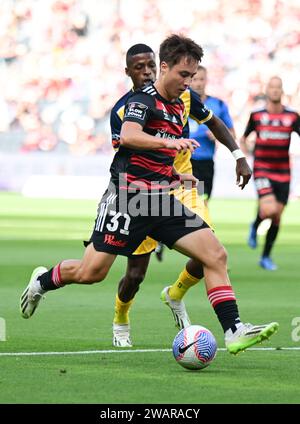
xmin=189 ymin=66 xmax=235 ymax=207
xmin=240 ymin=76 xmax=300 ymax=270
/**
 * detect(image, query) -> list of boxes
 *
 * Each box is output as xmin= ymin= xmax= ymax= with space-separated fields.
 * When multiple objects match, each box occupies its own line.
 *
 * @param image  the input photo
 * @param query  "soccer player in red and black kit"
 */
xmin=241 ymin=76 xmax=300 ymax=271
xmin=20 ymin=34 xmax=279 ymax=355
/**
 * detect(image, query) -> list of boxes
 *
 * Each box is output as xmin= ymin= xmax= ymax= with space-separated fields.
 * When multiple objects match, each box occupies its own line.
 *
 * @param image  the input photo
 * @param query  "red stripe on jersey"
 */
xmin=155 ymin=98 xmax=184 ymax=114
xmin=254 ymin=160 xmax=290 ymax=170
xmin=125 ymin=173 xmax=180 ymax=190
xmin=130 ymin=155 xmax=173 ymax=177
xmin=255 ymin=149 xmax=289 ymax=158
xmin=254 ymin=171 xmax=290 ymax=182
xmin=147 ymin=119 xmax=182 ymax=135
xmin=253 ymin=111 xmax=298 ymax=121
xmin=255 ymin=139 xmax=290 ymax=147
xmin=256 ymin=125 xmax=292 ymax=132
xmin=156 ymin=147 xmax=177 ymax=157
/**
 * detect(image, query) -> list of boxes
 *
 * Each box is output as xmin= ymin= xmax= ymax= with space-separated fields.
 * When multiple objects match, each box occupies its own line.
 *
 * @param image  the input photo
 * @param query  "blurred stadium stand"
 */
xmin=0 ymin=0 xmax=299 ymax=198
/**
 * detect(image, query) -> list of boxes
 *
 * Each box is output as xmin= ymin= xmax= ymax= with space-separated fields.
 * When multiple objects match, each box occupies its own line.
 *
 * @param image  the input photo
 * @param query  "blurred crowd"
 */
xmin=0 ymin=0 xmax=299 ymax=155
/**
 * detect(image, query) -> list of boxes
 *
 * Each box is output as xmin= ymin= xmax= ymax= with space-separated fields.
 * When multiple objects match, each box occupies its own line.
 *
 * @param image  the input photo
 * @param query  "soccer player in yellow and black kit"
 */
xmin=20 ymin=35 xmax=278 ymax=355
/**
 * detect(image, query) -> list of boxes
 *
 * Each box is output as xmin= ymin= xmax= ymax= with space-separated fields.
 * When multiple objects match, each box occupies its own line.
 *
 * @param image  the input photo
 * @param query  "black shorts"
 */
xmin=86 ymin=188 xmax=209 ymax=256
xmin=191 ymin=159 xmax=214 ymax=199
xmin=254 ymin=177 xmax=290 ymax=205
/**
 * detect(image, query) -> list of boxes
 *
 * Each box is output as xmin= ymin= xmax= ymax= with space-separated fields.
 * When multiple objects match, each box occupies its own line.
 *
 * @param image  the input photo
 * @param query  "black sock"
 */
xmin=253 ymin=210 xmax=263 ymax=231
xmin=262 ymin=223 xmax=279 ymax=257
xmin=214 ymin=300 xmax=241 ymax=333
xmin=38 ymin=268 xmax=60 ymax=291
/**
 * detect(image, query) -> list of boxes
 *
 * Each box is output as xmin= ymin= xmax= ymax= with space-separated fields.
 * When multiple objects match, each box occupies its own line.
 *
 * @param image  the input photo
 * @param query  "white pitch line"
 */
xmin=0 ymin=349 xmax=171 ymax=357
xmin=0 ymin=347 xmax=300 ymax=357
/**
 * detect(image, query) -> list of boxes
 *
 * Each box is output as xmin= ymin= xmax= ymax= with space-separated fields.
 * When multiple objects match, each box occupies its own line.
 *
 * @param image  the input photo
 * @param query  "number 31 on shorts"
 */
xmin=106 ymin=211 xmax=131 ymax=235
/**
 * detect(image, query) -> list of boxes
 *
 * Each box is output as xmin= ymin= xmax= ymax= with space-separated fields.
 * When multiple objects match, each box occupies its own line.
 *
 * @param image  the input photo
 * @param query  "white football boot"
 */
xmin=113 ymin=323 xmax=132 ymax=348
xmin=160 ymin=286 xmax=191 ymax=330
xmin=20 ymin=267 xmax=47 ymax=319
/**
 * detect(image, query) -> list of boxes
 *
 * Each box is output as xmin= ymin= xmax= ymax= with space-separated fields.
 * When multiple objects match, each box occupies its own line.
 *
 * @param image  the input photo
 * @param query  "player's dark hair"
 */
xmin=126 ymin=44 xmax=154 ymax=66
xmin=159 ymin=34 xmax=204 ymax=67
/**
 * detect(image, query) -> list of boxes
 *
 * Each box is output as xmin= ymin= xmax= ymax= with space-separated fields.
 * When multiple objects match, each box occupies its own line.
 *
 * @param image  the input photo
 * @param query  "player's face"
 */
xmin=162 ymin=57 xmax=198 ymax=100
xmin=126 ymin=53 xmax=157 ymax=89
xmin=190 ymin=69 xmax=207 ymax=96
xmin=266 ymin=78 xmax=283 ymax=103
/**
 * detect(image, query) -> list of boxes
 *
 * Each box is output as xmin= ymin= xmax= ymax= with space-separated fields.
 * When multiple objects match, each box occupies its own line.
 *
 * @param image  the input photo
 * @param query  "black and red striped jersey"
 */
xmin=244 ymin=107 xmax=300 ymax=182
xmin=109 ymin=83 xmax=212 ymax=191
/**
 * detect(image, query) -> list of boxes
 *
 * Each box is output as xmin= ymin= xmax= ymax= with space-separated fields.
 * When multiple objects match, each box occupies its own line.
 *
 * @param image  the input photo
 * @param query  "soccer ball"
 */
xmin=172 ymin=325 xmax=217 ymax=370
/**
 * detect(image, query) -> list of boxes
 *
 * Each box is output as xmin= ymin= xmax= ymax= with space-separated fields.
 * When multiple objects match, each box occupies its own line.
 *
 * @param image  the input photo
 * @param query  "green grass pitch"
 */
xmin=0 ymin=192 xmax=300 ymax=404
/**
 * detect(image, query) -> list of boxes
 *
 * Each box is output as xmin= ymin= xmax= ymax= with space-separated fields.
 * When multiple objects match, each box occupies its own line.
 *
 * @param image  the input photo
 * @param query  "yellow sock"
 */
xmin=168 ymin=267 xmax=200 ymax=301
xmin=113 ymin=295 xmax=134 ymax=325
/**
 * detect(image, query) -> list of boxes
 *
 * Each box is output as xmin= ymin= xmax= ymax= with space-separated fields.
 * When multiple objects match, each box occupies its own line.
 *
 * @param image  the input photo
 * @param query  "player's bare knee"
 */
xmin=260 ymin=204 xmax=277 ymax=219
xmin=210 ymin=245 xmax=227 ymax=268
xmin=217 ymin=245 xmax=228 ymax=266
xmin=200 ymin=245 xmax=227 ymax=269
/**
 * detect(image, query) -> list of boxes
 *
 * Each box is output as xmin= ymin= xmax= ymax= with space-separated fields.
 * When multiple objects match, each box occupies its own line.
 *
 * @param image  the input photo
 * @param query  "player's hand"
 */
xmin=165 ymin=138 xmax=199 ymax=153
xmin=236 ymin=158 xmax=252 ymax=189
xmin=178 ymin=173 xmax=199 ymax=188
